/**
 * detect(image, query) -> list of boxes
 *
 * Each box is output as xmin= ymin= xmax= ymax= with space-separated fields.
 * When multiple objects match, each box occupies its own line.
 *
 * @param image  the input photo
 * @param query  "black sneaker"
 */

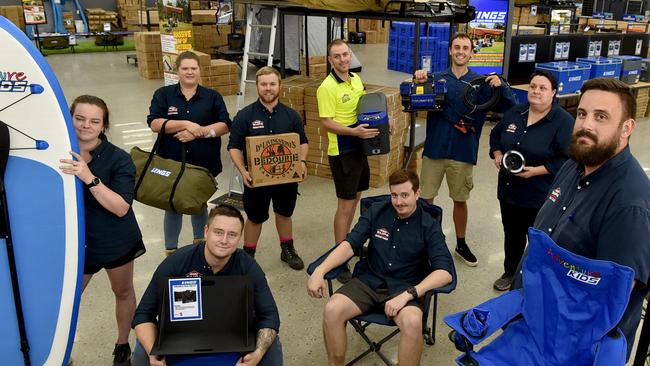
xmin=280 ymin=240 xmax=304 ymax=270
xmin=243 ymin=247 xmax=256 ymax=258
xmin=455 ymin=244 xmax=478 ymax=267
xmin=112 ymin=343 xmax=131 ymax=366
xmin=336 ymin=264 xmax=352 ymax=284
xmin=493 ymin=273 xmax=513 ymax=291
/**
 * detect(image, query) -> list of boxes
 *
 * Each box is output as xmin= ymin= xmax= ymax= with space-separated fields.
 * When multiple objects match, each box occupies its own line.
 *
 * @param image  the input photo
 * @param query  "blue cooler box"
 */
xmin=536 ymin=61 xmax=591 ymax=95
xmin=612 ymin=55 xmax=642 ymax=84
xmin=642 ymin=58 xmax=650 ymax=82
xmin=575 ymin=57 xmax=622 ymax=79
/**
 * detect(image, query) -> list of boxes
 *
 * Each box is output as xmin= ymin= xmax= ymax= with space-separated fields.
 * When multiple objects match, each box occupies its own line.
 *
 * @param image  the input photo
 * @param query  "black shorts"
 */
xmin=243 ymin=182 xmax=299 ymax=223
xmin=329 ymin=152 xmax=370 ymax=200
xmin=84 ymin=239 xmax=146 ymax=275
xmin=335 ymin=278 xmax=424 ymax=313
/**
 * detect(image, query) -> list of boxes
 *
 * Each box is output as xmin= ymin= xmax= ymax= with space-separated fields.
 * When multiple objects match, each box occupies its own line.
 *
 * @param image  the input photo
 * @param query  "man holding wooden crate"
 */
xmin=228 ymin=66 xmax=309 ymax=270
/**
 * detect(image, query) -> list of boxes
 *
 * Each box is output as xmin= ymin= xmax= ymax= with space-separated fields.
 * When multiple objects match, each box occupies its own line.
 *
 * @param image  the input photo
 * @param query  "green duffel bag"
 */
xmin=131 ymin=121 xmax=217 ymax=215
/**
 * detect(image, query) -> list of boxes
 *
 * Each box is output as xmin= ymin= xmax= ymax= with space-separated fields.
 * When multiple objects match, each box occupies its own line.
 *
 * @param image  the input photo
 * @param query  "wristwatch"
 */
xmin=86 ymin=176 xmax=101 ymax=188
xmin=406 ymin=286 xmax=418 ymax=300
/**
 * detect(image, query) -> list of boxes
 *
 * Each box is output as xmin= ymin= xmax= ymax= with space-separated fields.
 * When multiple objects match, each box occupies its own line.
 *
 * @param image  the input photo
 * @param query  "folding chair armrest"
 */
xmin=306 ymin=244 xmax=353 ymax=281
xmin=593 ymin=328 xmax=627 ymax=365
xmin=444 ymin=289 xmax=524 ymax=345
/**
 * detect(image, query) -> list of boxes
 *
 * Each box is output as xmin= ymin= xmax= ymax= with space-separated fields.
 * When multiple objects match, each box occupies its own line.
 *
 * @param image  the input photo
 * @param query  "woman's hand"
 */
xmin=59 ymin=151 xmax=94 ymax=184
xmin=515 ymin=166 xmax=541 ymax=179
xmin=174 ymin=129 xmax=197 ymax=143
xmin=493 ymin=150 xmax=503 ymax=171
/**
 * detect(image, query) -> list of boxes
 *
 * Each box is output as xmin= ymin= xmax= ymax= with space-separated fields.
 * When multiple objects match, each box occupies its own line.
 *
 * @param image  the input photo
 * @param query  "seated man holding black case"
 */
xmin=132 ymin=205 xmax=282 ymax=366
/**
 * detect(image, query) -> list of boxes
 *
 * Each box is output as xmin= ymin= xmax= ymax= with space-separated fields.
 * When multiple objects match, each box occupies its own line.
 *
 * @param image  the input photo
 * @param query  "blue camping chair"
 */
xmin=445 ymin=227 xmax=635 ymax=366
xmin=307 ymin=195 xmax=457 ymax=365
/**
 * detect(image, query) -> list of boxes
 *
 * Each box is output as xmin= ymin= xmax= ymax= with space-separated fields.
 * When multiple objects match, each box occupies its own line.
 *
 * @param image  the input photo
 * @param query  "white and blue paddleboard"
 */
xmin=0 ymin=16 xmax=84 ymax=365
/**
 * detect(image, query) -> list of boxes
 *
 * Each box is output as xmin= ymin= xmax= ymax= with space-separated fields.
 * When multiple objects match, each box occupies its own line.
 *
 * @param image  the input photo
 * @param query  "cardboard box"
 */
xmin=245 ymin=133 xmax=304 ymax=187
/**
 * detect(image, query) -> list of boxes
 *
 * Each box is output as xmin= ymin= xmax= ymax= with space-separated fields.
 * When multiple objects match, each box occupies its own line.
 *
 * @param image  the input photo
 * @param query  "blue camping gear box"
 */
xmin=611 ymin=55 xmax=642 ymax=84
xmin=535 ymin=61 xmax=591 ymax=95
xmin=575 ymin=57 xmax=622 ymax=79
xmin=642 ymin=58 xmax=650 ymax=82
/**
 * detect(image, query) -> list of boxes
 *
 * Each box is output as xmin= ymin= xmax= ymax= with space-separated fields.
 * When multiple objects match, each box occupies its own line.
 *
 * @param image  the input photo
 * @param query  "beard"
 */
xmin=259 ymin=92 xmax=278 ymax=104
xmin=569 ymin=128 xmax=621 ymax=167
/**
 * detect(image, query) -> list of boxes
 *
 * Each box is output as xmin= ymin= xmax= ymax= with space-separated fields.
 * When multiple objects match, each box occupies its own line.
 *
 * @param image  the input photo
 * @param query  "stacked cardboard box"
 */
xmin=348 ymin=19 xmax=389 ymax=43
xmin=62 ymin=12 xmax=75 ymax=33
xmin=135 ymin=31 xmax=163 ymax=79
xmin=201 ymin=59 xmax=239 ymax=96
xmin=193 ymin=24 xmax=230 ymax=54
xmin=513 ymin=6 xmax=538 ymax=25
xmin=116 ymin=0 xmax=145 ymax=30
xmin=635 ymin=88 xmax=649 ymax=120
xmin=300 ymin=56 xmax=328 ymax=79
xmin=0 ymin=6 xmax=26 ymax=31
xmin=85 ymin=8 xmax=119 ymax=31
xmin=280 ymin=76 xmax=322 ymax=124
xmin=303 ymin=80 xmax=410 ymax=188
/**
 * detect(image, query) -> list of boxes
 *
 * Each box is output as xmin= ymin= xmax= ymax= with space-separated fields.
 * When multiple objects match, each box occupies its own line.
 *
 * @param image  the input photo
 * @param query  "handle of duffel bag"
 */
xmin=134 ymin=120 xmax=175 ymax=209
xmin=168 ymin=141 xmax=189 ymax=214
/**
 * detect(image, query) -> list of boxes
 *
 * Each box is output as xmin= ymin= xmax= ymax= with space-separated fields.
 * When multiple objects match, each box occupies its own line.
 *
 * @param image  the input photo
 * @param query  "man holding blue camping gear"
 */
xmin=413 ymin=33 xmax=517 ymax=267
xmin=317 ymin=39 xmax=381 ymax=283
xmin=523 ymin=78 xmax=650 ymax=360
xmin=132 ymin=205 xmax=282 ymax=366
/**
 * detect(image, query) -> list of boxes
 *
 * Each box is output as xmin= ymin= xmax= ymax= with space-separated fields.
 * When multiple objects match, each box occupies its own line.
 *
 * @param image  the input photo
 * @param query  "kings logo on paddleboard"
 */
xmin=0 ymin=71 xmax=28 ymax=92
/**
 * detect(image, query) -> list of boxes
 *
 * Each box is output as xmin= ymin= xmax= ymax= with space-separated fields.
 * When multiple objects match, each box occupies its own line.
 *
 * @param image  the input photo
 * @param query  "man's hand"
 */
xmin=301 ymin=161 xmax=308 ymax=180
xmin=149 ymin=355 xmax=166 ymax=366
xmin=485 ymin=74 xmax=503 ymax=88
xmin=414 ymin=69 xmax=428 ymax=83
xmin=307 ymin=271 xmax=328 ymax=299
xmin=354 ymin=124 xmax=380 ymax=139
xmin=384 ymin=292 xmax=411 ymax=318
xmin=493 ymin=150 xmax=503 ymax=170
xmin=240 ymin=170 xmax=253 ymax=188
xmin=174 ymin=129 xmax=197 ymax=143
xmin=236 ymin=349 xmax=264 ymax=366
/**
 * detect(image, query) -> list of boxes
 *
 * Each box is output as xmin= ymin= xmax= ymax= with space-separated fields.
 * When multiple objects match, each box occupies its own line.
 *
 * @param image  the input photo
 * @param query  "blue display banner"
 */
xmin=468 ymin=0 xmax=508 ymax=75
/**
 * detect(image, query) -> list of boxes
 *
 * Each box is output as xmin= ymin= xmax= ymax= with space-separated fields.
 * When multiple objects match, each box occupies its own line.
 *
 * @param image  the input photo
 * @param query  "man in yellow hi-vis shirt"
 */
xmin=317 ymin=39 xmax=379 ymax=283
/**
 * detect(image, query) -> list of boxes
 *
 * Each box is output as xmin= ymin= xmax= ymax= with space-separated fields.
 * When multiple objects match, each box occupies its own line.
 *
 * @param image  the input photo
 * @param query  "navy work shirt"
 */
xmin=424 ymin=68 xmax=517 ymax=165
xmin=532 ymin=147 xmax=650 ymax=356
xmin=227 ymin=100 xmax=308 ymax=164
xmin=133 ymin=244 xmax=280 ymax=332
xmin=345 ymin=200 xmax=454 ymax=295
xmin=489 ymin=103 xmax=574 ymax=208
xmin=147 ymin=84 xmax=231 ymax=176
xmin=85 ymin=136 xmax=142 ymax=261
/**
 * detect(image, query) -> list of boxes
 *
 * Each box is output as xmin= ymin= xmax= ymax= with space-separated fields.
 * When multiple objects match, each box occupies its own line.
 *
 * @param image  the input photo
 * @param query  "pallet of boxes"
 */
xmin=300 ymin=56 xmax=328 ymax=79
xmin=116 ymin=0 xmax=147 ymax=31
xmin=302 ymin=79 xmax=410 ymax=188
xmin=279 ymin=76 xmax=322 ymax=128
xmin=0 ymin=6 xmax=26 ymax=31
xmin=85 ymin=8 xmax=119 ymax=32
xmin=348 ymin=19 xmax=389 ymax=44
xmin=134 ymin=31 xmax=163 ymax=79
xmin=191 ymin=10 xmax=231 ymax=55
xmin=200 ymin=58 xmax=239 ymax=96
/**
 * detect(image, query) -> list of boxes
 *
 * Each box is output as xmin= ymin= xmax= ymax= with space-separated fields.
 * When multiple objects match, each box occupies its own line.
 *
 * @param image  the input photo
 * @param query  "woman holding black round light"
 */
xmin=489 ymin=70 xmax=574 ymax=291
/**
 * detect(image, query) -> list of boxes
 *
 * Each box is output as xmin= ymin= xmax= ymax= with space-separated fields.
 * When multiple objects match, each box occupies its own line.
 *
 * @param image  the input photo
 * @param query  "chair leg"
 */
xmin=346 ymin=320 xmax=399 ymax=366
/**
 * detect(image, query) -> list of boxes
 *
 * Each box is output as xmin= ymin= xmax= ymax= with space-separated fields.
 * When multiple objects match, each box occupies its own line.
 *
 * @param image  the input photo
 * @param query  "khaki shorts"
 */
xmin=420 ymin=157 xmax=474 ymax=202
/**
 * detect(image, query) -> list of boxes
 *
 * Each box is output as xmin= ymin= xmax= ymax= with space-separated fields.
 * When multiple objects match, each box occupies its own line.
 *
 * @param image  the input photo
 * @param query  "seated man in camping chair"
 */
xmin=307 ymin=169 xmax=455 ymax=366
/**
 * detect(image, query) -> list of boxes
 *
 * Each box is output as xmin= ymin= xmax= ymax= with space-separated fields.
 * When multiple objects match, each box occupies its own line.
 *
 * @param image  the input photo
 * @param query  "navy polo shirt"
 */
xmin=345 ymin=200 xmax=454 ymax=295
xmin=132 ymin=244 xmax=280 ymax=332
xmin=533 ymin=147 xmax=650 ymax=355
xmin=423 ymin=68 xmax=517 ymax=165
xmin=227 ymin=99 xmax=308 ymax=164
xmin=147 ymin=84 xmax=232 ymax=176
xmin=85 ymin=137 xmax=142 ymax=262
xmin=489 ymin=103 xmax=574 ymax=208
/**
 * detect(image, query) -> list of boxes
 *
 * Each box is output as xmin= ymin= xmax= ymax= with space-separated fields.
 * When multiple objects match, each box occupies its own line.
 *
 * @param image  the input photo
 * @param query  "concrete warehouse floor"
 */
xmin=43 ymin=43 xmax=650 ymax=365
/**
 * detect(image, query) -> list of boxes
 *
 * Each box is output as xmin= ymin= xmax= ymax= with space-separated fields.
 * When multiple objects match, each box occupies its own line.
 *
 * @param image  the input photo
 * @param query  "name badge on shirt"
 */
xmin=549 ymin=187 xmax=561 ymax=203
xmin=506 ymin=123 xmax=517 ymax=133
xmin=374 ymin=228 xmax=390 ymax=241
xmin=167 ymin=106 xmax=179 ymax=115
xmin=168 ymin=278 xmax=203 ymax=322
xmin=252 ymin=120 xmax=265 ymax=129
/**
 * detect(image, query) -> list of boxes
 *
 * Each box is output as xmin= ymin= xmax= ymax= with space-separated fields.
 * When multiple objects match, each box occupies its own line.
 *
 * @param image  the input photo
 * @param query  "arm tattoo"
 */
xmin=255 ymin=328 xmax=277 ymax=354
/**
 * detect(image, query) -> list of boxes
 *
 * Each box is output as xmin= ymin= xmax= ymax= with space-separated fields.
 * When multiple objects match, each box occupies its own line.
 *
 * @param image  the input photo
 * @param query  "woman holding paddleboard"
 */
xmin=60 ymin=95 xmax=145 ymax=366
